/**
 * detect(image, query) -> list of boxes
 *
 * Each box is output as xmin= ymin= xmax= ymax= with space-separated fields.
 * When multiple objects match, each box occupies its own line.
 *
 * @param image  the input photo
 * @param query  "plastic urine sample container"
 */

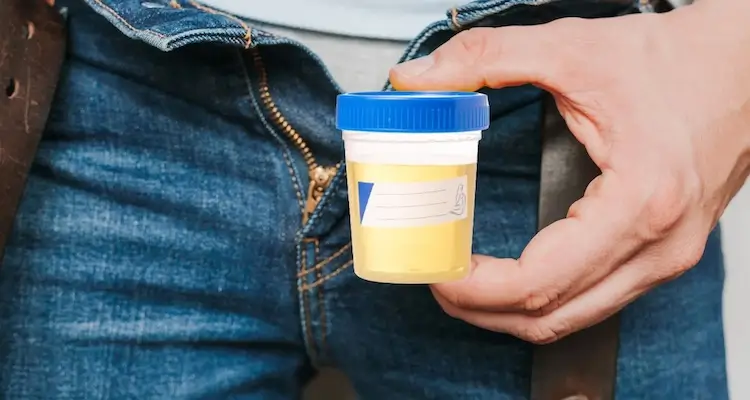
xmin=335 ymin=91 xmax=490 ymax=284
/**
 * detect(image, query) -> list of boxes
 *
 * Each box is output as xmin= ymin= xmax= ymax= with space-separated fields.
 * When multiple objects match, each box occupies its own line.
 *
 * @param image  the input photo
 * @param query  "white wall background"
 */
xmin=722 ymin=185 xmax=749 ymax=400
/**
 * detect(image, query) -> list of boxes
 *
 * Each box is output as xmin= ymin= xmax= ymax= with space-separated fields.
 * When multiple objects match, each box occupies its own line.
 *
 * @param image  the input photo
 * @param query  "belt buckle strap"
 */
xmin=0 ymin=0 xmax=66 ymax=263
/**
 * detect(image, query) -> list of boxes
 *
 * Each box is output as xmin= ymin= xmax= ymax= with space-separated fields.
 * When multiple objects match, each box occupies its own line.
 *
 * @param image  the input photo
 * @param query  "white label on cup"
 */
xmin=357 ymin=175 xmax=468 ymax=228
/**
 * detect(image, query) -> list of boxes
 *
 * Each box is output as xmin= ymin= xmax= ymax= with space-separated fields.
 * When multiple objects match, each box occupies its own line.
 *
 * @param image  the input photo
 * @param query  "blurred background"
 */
xmin=722 ymin=183 xmax=749 ymax=399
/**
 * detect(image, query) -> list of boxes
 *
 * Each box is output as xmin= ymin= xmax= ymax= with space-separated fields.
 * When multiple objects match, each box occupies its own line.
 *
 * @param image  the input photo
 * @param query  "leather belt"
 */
xmin=0 ymin=0 xmax=65 ymax=261
xmin=531 ymin=95 xmax=619 ymax=400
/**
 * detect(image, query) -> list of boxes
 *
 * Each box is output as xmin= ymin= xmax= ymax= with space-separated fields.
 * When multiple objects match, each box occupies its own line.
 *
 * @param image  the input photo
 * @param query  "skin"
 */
xmin=389 ymin=0 xmax=750 ymax=344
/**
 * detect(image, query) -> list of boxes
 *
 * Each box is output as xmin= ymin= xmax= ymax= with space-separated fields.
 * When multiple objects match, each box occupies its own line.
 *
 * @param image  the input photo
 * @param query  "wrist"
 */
xmin=662 ymin=0 xmax=750 ymax=66
xmin=672 ymin=0 xmax=750 ymax=34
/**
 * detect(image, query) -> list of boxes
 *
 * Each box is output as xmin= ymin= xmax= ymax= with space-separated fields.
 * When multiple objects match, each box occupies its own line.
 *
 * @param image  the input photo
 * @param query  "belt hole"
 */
xmin=5 ymin=78 xmax=18 ymax=99
xmin=22 ymin=21 xmax=35 ymax=40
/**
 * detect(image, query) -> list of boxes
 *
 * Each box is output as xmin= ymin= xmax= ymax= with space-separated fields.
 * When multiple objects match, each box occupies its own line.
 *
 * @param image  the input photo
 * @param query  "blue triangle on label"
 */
xmin=357 ymin=181 xmax=375 ymax=222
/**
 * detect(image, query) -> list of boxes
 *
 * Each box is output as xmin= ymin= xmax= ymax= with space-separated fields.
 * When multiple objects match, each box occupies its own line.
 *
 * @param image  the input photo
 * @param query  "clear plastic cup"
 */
xmin=335 ymin=92 xmax=490 ymax=284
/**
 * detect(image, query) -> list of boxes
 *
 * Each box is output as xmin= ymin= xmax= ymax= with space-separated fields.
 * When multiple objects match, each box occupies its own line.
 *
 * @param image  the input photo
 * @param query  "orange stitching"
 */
xmin=450 ymin=8 xmax=462 ymax=31
xmin=91 ymin=0 xmax=166 ymax=38
xmin=300 ymin=260 xmax=354 ymax=291
xmin=300 ymin=247 xmax=317 ymax=360
xmin=296 ymin=242 xmax=352 ymax=278
xmin=169 ymin=0 xmax=181 ymax=8
xmin=314 ymin=241 xmax=327 ymax=357
xmin=281 ymin=151 xmax=305 ymax=211
xmin=187 ymin=0 xmax=252 ymax=48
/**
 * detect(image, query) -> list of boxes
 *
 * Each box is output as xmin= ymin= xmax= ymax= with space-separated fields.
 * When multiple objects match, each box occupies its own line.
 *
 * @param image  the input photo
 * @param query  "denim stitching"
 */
xmin=450 ymin=8 xmax=462 ymax=30
xmin=300 ymin=260 xmax=354 ymax=291
xmin=89 ymin=0 xmax=166 ymax=38
xmin=186 ymin=0 xmax=252 ymax=48
xmin=238 ymin=53 xmax=310 ymax=359
xmin=300 ymin=243 xmax=317 ymax=362
xmin=237 ymin=51 xmax=306 ymax=213
xmin=313 ymin=240 xmax=328 ymax=358
xmin=250 ymin=49 xmax=306 ymax=211
xmin=296 ymin=242 xmax=352 ymax=278
xmin=281 ymin=152 xmax=305 ymax=211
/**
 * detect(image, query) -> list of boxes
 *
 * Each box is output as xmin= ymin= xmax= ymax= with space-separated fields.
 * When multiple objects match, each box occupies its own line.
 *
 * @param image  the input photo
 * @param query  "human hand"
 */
xmin=389 ymin=1 xmax=750 ymax=344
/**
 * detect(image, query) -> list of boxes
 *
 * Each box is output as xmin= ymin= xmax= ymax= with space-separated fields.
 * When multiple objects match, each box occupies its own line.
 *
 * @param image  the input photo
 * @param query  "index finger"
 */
xmin=389 ymin=20 xmax=587 ymax=92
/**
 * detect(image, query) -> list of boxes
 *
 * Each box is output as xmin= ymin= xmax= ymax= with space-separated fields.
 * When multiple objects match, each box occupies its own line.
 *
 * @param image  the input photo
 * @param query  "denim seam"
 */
xmin=450 ymin=8 xmax=462 ymax=30
xmin=84 ymin=2 xmax=250 ymax=50
xmin=300 ymin=260 xmax=354 ymax=291
xmin=300 ymin=242 xmax=317 ymax=362
xmin=312 ymin=240 xmax=328 ymax=359
xmin=296 ymin=242 xmax=352 ymax=278
xmin=85 ymin=0 xmax=249 ymax=51
xmin=185 ymin=0 xmax=252 ymax=48
xmin=89 ymin=0 xmax=166 ymax=38
xmin=236 ymin=50 xmax=306 ymax=214
xmin=239 ymin=48 xmax=314 ymax=360
xmin=281 ymin=152 xmax=305 ymax=212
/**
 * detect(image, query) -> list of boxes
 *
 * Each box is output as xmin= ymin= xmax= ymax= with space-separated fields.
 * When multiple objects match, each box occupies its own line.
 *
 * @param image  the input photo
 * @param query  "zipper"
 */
xmin=250 ymin=48 xmax=340 ymax=225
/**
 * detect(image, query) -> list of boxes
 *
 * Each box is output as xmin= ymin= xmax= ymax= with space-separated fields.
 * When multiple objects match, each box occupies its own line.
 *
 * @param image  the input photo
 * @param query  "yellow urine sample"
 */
xmin=346 ymin=161 xmax=477 ymax=284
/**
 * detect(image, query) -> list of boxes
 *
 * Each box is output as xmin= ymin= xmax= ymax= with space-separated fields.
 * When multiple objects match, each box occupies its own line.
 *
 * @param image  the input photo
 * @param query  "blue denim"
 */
xmin=0 ymin=0 xmax=727 ymax=399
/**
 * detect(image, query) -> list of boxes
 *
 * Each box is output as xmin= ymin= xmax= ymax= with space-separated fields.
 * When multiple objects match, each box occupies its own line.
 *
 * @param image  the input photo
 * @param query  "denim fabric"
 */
xmin=0 ymin=0 xmax=727 ymax=399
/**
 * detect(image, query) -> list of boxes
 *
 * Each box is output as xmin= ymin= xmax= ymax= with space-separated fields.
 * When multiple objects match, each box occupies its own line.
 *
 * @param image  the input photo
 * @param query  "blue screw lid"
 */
xmin=336 ymin=91 xmax=490 ymax=133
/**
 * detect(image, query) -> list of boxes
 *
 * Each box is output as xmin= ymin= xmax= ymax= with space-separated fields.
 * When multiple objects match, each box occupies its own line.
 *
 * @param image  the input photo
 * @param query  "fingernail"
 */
xmin=392 ymin=56 xmax=434 ymax=78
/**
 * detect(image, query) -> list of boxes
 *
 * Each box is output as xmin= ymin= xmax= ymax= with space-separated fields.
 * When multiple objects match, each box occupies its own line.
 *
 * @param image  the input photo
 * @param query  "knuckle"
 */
xmin=518 ymin=319 xmax=570 ymax=344
xmin=440 ymin=303 xmax=462 ymax=319
xmin=674 ymin=240 xmax=706 ymax=272
xmin=520 ymin=289 xmax=560 ymax=314
xmin=445 ymin=289 xmax=476 ymax=310
xmin=640 ymin=186 xmax=689 ymax=240
xmin=542 ymin=17 xmax=597 ymax=77
xmin=648 ymin=239 xmax=706 ymax=286
xmin=440 ymin=28 xmax=493 ymax=63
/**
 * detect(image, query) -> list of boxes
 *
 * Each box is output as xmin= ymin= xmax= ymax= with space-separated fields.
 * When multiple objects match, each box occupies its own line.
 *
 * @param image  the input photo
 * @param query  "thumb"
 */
xmin=390 ymin=24 xmax=571 ymax=92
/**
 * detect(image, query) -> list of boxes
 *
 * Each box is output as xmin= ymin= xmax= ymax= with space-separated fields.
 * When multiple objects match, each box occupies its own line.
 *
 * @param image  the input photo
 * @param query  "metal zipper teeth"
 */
xmin=250 ymin=48 xmax=321 ymax=171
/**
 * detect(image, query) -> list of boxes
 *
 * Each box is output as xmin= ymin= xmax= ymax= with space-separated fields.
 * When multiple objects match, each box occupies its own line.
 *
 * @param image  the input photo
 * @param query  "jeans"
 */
xmin=0 ymin=0 xmax=727 ymax=398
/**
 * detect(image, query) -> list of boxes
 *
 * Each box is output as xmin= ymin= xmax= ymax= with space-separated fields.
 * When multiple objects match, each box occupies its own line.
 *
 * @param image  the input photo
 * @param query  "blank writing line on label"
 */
xmin=375 ymin=201 xmax=447 ymax=209
xmin=377 ymin=189 xmax=446 ymax=196
xmin=357 ymin=176 xmax=468 ymax=228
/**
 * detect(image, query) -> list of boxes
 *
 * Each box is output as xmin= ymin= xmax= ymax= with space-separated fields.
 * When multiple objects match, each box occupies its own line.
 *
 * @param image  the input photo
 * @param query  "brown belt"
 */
xmin=1 ymin=1 xmax=674 ymax=399
xmin=532 ymin=95 xmax=620 ymax=400
xmin=0 ymin=0 xmax=65 ymax=260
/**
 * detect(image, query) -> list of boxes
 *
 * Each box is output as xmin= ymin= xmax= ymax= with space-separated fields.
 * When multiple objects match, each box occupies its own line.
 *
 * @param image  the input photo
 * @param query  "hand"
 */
xmin=390 ymin=1 xmax=750 ymax=344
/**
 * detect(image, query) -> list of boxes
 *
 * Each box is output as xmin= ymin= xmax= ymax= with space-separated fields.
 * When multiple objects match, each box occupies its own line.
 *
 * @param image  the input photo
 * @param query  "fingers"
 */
xmin=389 ymin=21 xmax=583 ymax=92
xmin=431 ymin=259 xmax=648 ymax=344
xmin=432 ymin=172 xmax=644 ymax=314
